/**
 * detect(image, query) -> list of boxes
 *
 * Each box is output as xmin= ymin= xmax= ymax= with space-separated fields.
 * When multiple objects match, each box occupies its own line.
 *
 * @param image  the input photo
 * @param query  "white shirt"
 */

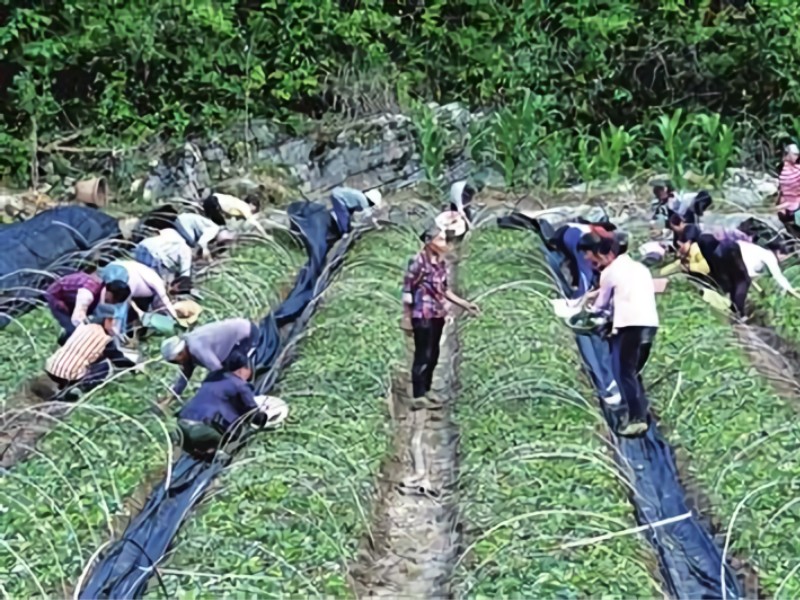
xmin=565 ymin=222 xmax=592 ymax=235
xmin=737 ymin=241 xmax=793 ymax=292
xmin=450 ymin=181 xmax=468 ymax=211
xmin=594 ymin=254 xmax=659 ymax=329
xmin=138 ymin=228 xmax=193 ymax=278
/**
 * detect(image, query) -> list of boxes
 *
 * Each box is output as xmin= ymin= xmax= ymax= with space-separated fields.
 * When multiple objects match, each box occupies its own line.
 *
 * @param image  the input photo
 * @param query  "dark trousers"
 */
xmin=713 ymin=241 xmax=751 ymax=316
xmin=610 ymin=326 xmax=657 ymax=422
xmin=48 ymin=300 xmax=76 ymax=341
xmin=411 ymin=317 xmax=445 ymax=398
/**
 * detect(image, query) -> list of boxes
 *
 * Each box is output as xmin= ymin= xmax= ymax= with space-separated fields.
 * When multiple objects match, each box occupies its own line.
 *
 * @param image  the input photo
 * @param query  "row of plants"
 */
xmin=417 ymin=101 xmax=766 ymax=191
xmin=0 ymin=308 xmax=60 ymax=399
xmin=748 ymin=262 xmax=800 ymax=349
xmin=453 ymin=228 xmax=661 ymax=597
xmin=151 ymin=228 xmax=417 ymax=596
xmin=651 ymin=280 xmax=800 ymax=598
xmin=4 ymin=1 xmax=800 ymax=184
xmin=0 ymin=241 xmax=305 ymax=597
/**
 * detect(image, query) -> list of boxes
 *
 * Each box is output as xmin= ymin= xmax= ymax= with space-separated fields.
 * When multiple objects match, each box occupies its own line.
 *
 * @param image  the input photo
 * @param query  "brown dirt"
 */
xmin=349 ymin=290 xmax=462 ymax=598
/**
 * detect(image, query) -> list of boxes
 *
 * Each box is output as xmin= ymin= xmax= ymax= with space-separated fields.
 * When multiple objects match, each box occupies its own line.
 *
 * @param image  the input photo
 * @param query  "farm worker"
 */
xmin=176 ymin=349 xmax=288 ymax=457
xmin=553 ymin=221 xmax=616 ymax=298
xmin=776 ymin=143 xmax=800 ymax=236
xmin=161 ymin=317 xmax=260 ymax=397
xmin=450 ymin=179 xmax=483 ymax=226
xmin=401 ymin=226 xmax=479 ymax=404
xmin=99 ymin=260 xmax=180 ymax=329
xmin=584 ymin=235 xmax=659 ymax=437
xmin=44 ymin=306 xmax=135 ymax=396
xmin=203 ymin=192 xmax=268 ymax=237
xmin=329 ymin=186 xmax=383 ymax=235
xmin=134 ymin=228 xmax=193 ymax=286
xmin=651 ymin=182 xmax=712 ymax=226
xmin=683 ymin=225 xmax=799 ymax=315
xmin=173 ymin=212 xmax=235 ymax=260
xmin=45 ymin=272 xmax=130 ymax=339
xmin=661 ymin=227 xmax=712 ymax=278
xmin=434 ymin=210 xmax=469 ymax=242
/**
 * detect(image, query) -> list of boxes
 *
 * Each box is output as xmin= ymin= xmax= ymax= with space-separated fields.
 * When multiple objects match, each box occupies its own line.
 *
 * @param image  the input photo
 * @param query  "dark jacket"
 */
xmin=177 ymin=371 xmax=260 ymax=433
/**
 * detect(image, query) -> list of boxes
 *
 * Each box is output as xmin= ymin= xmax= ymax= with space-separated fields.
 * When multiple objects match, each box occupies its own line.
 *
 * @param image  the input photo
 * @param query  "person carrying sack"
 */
xmin=401 ymin=226 xmax=479 ymax=406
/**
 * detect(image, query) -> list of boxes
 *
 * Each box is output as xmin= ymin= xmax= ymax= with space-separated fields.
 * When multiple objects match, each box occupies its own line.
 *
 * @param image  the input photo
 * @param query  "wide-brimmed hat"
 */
xmin=172 ymin=299 xmax=202 ymax=327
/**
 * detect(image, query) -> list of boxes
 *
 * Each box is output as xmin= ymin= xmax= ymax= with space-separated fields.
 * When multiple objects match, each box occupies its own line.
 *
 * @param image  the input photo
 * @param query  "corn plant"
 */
xmin=412 ymin=102 xmax=447 ymax=185
xmin=540 ymin=130 xmax=570 ymax=190
xmin=596 ymin=123 xmax=639 ymax=181
xmin=692 ymin=113 xmax=738 ymax=186
xmin=651 ymin=108 xmax=699 ymax=187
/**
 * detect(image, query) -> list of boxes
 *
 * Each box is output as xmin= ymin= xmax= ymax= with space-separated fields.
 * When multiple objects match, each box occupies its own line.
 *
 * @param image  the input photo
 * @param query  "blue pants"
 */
xmin=330 ymin=196 xmax=352 ymax=235
xmin=562 ymin=227 xmax=596 ymax=298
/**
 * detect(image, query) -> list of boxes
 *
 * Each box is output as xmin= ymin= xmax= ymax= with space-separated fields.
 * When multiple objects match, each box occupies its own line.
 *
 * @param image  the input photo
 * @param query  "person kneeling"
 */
xmin=176 ymin=350 xmax=288 ymax=459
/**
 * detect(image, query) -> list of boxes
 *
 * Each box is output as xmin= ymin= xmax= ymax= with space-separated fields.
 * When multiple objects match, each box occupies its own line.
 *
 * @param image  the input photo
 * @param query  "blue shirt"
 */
xmin=177 ymin=371 xmax=258 ymax=432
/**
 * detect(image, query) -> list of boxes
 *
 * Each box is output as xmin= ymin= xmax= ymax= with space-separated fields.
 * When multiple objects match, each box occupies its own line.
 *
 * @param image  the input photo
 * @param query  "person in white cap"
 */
xmin=329 ymin=186 xmax=383 ymax=235
xmin=161 ymin=317 xmax=260 ymax=397
xmin=449 ymin=179 xmax=480 ymax=225
xmin=777 ymin=143 xmax=800 ymax=233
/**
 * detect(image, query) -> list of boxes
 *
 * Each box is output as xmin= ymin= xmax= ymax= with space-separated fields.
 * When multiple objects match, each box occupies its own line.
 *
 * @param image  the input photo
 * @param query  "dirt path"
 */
xmin=349 ymin=309 xmax=462 ymax=597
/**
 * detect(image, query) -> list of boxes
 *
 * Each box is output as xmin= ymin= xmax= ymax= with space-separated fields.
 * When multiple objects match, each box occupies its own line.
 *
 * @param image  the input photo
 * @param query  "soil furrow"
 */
xmin=350 ymin=278 xmax=462 ymax=598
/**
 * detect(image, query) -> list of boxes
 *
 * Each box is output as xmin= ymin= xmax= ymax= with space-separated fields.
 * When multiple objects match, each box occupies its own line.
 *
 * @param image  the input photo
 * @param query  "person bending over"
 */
xmin=329 ymin=186 xmax=383 ymax=236
xmin=204 ymin=192 xmax=268 ymax=237
xmin=401 ymin=226 xmax=479 ymax=405
xmin=176 ymin=349 xmax=286 ymax=458
xmin=584 ymin=235 xmax=659 ymax=437
xmin=161 ymin=317 xmax=260 ymax=397
xmin=45 ymin=272 xmax=130 ymax=340
xmin=554 ymin=221 xmax=616 ymax=298
xmin=173 ymin=212 xmax=235 ymax=261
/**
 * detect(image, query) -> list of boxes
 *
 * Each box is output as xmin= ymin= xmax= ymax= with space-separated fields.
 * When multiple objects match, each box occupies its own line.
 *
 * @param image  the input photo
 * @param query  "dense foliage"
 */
xmin=2 ymin=1 xmax=800 ymax=184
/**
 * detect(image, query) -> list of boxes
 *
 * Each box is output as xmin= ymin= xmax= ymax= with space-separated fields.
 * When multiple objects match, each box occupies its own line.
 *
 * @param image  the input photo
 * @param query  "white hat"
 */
xmin=450 ymin=181 xmax=468 ymax=208
xmin=787 ymin=143 xmax=800 ymax=155
xmin=160 ymin=336 xmax=187 ymax=362
xmin=364 ymin=189 xmax=383 ymax=208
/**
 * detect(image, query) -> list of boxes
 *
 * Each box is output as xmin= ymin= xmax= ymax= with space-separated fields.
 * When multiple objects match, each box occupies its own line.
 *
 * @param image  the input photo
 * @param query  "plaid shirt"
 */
xmin=46 ymin=273 xmax=103 ymax=315
xmin=403 ymin=251 xmax=448 ymax=319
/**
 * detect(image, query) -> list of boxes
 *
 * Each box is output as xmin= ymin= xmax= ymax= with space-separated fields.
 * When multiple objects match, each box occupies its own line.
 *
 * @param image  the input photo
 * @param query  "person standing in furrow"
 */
xmin=583 ymin=235 xmax=659 ymax=437
xmin=401 ymin=226 xmax=479 ymax=406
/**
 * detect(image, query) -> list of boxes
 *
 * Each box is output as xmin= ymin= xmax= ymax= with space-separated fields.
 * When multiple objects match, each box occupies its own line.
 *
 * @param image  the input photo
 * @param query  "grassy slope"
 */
xmin=0 ymin=310 xmax=59 ymax=401
xmin=454 ymin=228 xmax=660 ymax=598
xmin=653 ymin=281 xmax=800 ymax=597
xmin=0 ymin=240 xmax=305 ymax=597
xmin=154 ymin=229 xmax=418 ymax=597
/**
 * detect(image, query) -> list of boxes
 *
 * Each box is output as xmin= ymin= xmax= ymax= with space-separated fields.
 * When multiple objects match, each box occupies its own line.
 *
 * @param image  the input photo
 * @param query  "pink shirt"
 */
xmin=116 ymin=260 xmax=177 ymax=319
xmin=779 ymin=162 xmax=800 ymax=211
xmin=594 ymin=254 xmax=659 ymax=329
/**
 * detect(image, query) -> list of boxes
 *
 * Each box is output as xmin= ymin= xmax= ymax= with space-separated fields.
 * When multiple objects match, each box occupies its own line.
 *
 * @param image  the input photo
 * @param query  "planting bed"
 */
xmin=0 ymin=241 xmax=305 ymax=597
xmin=0 ymin=310 xmax=59 ymax=404
xmin=151 ymin=228 xmax=419 ymax=597
xmin=454 ymin=227 xmax=661 ymax=597
xmin=652 ymin=280 xmax=800 ymax=597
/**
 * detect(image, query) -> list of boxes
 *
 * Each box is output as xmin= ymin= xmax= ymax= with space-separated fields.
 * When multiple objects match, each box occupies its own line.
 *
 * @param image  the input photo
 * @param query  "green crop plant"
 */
xmin=595 ymin=123 xmax=640 ymax=182
xmin=691 ymin=113 xmax=738 ymax=186
xmin=650 ymin=280 xmax=800 ymax=597
xmin=151 ymin=228 xmax=419 ymax=596
xmin=0 ymin=241 xmax=305 ymax=597
xmin=0 ymin=309 xmax=60 ymax=403
xmin=454 ymin=227 xmax=661 ymax=597
xmin=412 ymin=102 xmax=448 ymax=185
xmin=650 ymin=109 xmax=700 ymax=188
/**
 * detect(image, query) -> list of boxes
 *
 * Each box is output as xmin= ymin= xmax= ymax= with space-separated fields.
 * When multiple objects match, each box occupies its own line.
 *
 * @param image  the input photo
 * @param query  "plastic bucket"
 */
xmin=141 ymin=312 xmax=177 ymax=335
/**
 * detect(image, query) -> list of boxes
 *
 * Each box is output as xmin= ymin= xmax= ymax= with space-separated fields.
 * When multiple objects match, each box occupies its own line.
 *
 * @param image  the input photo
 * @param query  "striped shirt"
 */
xmin=779 ymin=162 xmax=800 ymax=212
xmin=137 ymin=228 xmax=192 ymax=277
xmin=45 ymin=323 xmax=110 ymax=382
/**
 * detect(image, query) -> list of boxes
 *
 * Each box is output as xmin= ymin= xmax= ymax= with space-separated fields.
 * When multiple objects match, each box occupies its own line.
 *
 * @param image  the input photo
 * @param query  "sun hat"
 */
xmin=172 ymin=299 xmax=203 ymax=327
xmin=364 ymin=189 xmax=383 ymax=208
xmin=786 ymin=143 xmax=799 ymax=155
xmin=161 ymin=336 xmax=187 ymax=362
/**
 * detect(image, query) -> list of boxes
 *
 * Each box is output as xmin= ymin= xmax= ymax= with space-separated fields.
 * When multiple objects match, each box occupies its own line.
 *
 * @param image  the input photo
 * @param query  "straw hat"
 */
xmin=172 ymin=299 xmax=202 ymax=327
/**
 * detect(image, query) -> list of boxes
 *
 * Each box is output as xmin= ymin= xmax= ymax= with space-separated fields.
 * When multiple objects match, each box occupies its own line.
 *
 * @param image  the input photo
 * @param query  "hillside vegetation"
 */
xmin=1 ymin=1 xmax=797 ymax=186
